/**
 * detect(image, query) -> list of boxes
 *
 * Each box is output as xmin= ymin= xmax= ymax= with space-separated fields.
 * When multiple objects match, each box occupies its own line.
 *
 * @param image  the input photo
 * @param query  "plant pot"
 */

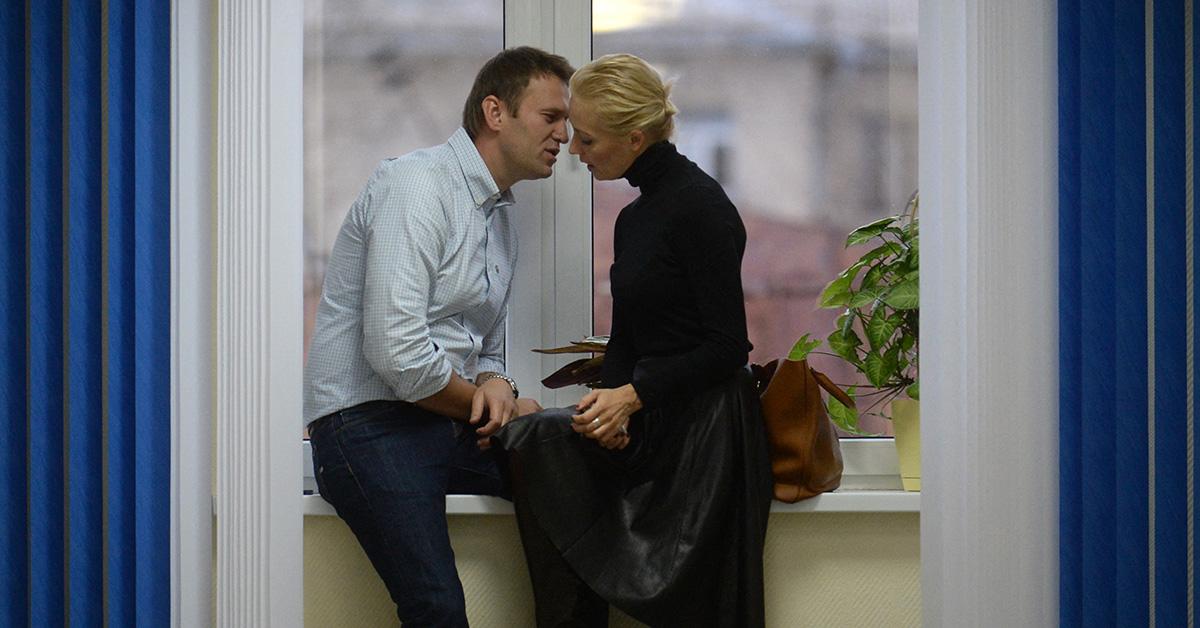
xmin=890 ymin=398 xmax=921 ymax=491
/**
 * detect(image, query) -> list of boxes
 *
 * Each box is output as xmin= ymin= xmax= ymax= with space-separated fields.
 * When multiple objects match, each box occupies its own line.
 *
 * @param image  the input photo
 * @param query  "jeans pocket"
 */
xmin=310 ymin=440 xmax=329 ymax=499
xmin=311 ymin=429 xmax=360 ymax=509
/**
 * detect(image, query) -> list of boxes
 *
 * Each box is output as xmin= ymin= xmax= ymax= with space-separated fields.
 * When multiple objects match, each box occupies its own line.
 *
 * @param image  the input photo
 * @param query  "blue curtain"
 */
xmin=1 ymin=1 xmax=170 ymax=625
xmin=1060 ymin=0 xmax=1197 ymax=625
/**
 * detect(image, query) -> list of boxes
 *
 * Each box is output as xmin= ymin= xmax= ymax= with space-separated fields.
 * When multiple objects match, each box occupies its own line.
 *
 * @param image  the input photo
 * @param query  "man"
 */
xmin=304 ymin=46 xmax=573 ymax=626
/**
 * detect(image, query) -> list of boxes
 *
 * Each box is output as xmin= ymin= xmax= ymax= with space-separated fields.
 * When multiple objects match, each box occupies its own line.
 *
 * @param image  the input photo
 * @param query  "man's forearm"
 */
xmin=414 ymin=372 xmax=477 ymax=421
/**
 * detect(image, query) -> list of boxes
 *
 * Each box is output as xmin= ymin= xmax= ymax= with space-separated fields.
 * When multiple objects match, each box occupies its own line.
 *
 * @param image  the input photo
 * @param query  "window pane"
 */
xmin=592 ymin=0 xmax=918 ymax=435
xmin=303 ymin=0 xmax=503 ymax=358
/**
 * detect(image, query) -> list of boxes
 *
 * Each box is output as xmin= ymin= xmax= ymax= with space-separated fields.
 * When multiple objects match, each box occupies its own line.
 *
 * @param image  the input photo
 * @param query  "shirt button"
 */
xmin=494 ymin=264 xmax=499 ymax=273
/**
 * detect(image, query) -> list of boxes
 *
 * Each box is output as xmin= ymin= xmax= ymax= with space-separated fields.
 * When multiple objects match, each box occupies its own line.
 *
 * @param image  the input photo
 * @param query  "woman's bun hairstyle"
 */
xmin=570 ymin=53 xmax=677 ymax=142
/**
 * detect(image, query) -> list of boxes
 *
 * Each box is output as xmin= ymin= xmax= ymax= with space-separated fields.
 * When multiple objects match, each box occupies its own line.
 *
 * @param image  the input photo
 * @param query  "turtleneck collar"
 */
xmin=622 ymin=140 xmax=678 ymax=192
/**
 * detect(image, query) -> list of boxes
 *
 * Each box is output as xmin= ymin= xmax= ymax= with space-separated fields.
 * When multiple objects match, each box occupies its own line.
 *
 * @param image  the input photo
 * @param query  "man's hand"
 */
xmin=470 ymin=378 xmax=518 ymax=439
xmin=572 ymin=384 xmax=640 ymax=450
xmin=477 ymin=396 xmax=543 ymax=450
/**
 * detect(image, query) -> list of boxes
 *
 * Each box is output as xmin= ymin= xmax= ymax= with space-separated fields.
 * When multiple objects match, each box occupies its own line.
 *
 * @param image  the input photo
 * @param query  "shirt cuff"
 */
xmin=474 ymin=357 xmax=507 ymax=380
xmin=396 ymin=354 xmax=455 ymax=402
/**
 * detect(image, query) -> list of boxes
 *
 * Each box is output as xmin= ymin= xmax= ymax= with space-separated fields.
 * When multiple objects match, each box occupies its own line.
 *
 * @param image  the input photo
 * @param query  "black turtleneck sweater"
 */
xmin=600 ymin=141 xmax=752 ymax=410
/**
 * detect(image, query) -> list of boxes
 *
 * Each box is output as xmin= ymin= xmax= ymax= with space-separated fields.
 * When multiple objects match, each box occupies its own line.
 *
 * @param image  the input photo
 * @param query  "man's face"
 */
xmin=497 ymin=74 xmax=570 ymax=183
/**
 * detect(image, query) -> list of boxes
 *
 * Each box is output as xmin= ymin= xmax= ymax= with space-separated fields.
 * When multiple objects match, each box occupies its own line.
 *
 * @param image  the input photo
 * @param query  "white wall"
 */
xmin=304 ymin=513 xmax=921 ymax=627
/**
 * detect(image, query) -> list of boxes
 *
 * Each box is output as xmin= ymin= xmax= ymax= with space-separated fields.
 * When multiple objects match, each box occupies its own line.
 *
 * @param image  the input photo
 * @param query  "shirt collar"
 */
xmin=447 ymin=127 xmax=513 ymax=214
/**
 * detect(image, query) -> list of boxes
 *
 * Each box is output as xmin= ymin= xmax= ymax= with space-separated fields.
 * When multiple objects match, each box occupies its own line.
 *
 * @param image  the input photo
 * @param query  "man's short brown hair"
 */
xmin=462 ymin=46 xmax=574 ymax=139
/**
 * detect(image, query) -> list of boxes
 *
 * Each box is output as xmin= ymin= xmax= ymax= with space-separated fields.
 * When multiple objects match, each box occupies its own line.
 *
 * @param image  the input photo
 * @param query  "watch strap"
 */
xmin=478 ymin=372 xmax=519 ymax=398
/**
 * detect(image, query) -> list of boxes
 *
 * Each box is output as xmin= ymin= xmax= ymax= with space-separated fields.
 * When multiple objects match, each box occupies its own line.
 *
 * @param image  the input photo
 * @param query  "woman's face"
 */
xmin=567 ymin=98 xmax=643 ymax=181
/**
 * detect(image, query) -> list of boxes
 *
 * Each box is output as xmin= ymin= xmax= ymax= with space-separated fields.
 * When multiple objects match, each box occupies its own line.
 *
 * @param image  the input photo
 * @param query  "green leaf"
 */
xmin=861 ymin=241 xmax=904 ymax=264
xmin=859 ymin=264 xmax=888 ymax=292
xmin=845 ymin=216 xmax=899 ymax=247
xmin=834 ymin=260 xmax=873 ymax=293
xmin=836 ymin=312 xmax=853 ymax=336
xmin=826 ymin=394 xmax=862 ymax=433
xmin=882 ymin=344 xmax=901 ymax=379
xmin=818 ymin=274 xmax=853 ymax=308
xmin=899 ymin=332 xmax=916 ymax=352
xmin=863 ymin=352 xmax=888 ymax=387
xmin=849 ymin=288 xmax=882 ymax=309
xmin=906 ymin=380 xmax=920 ymax=400
xmin=786 ymin=334 xmax=821 ymax=362
xmin=866 ymin=311 xmax=900 ymax=350
xmin=827 ymin=327 xmax=862 ymax=364
xmin=840 ymin=259 xmax=869 ymax=280
xmin=882 ymin=279 xmax=919 ymax=310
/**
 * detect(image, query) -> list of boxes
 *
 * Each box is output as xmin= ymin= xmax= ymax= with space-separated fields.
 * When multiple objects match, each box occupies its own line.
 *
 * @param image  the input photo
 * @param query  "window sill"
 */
xmin=300 ymin=437 xmax=918 ymax=515
xmin=301 ymin=489 xmax=918 ymax=516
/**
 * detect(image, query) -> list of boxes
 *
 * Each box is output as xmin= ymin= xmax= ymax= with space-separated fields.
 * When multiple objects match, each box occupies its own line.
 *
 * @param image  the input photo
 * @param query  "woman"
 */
xmin=495 ymin=54 xmax=772 ymax=628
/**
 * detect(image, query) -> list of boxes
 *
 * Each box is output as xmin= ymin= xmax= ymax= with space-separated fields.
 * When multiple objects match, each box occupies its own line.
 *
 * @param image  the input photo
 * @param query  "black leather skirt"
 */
xmin=493 ymin=368 xmax=773 ymax=627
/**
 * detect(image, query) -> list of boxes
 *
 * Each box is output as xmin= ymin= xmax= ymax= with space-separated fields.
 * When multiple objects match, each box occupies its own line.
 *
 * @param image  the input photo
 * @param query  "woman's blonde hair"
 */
xmin=570 ymin=53 xmax=677 ymax=142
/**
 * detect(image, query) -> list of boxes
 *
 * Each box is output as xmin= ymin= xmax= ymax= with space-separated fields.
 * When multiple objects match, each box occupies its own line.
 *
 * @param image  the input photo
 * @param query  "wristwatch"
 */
xmin=478 ymin=372 xmax=519 ymax=398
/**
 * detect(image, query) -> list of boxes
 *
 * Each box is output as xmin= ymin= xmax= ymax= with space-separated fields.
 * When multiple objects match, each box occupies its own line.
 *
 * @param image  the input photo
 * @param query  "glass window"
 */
xmin=303 ymin=0 xmax=504 ymax=358
xmin=591 ymin=0 xmax=918 ymax=435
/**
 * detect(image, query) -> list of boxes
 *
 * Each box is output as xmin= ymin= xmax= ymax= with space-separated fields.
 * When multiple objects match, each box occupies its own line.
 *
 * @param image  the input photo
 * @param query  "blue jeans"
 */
xmin=308 ymin=400 xmax=508 ymax=627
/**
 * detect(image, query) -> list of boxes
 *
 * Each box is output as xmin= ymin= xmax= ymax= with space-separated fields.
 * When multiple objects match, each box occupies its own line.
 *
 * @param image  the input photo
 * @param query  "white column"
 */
xmin=213 ymin=1 xmax=304 ymax=626
xmin=171 ymin=0 xmax=213 ymax=625
xmin=919 ymin=2 xmax=1059 ymax=626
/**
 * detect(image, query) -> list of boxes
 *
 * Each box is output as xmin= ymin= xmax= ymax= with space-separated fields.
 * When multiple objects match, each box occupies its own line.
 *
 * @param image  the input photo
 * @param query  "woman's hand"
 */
xmin=572 ymin=384 xmax=642 ymax=449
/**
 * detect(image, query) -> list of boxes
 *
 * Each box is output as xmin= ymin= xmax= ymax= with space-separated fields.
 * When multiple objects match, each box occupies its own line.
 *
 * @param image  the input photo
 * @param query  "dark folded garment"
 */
xmin=493 ymin=369 xmax=773 ymax=628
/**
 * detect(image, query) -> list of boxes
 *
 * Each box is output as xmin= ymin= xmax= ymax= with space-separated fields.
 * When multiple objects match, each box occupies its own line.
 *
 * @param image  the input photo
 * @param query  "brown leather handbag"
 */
xmin=755 ymin=358 xmax=854 ymax=502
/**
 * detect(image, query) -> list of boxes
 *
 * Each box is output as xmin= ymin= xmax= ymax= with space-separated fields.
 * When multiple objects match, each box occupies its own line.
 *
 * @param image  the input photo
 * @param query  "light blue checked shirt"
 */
xmin=304 ymin=128 xmax=517 ymax=425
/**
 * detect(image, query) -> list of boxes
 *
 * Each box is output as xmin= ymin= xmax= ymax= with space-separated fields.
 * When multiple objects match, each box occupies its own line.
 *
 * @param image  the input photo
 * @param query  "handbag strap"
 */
xmin=809 ymin=367 xmax=855 ymax=408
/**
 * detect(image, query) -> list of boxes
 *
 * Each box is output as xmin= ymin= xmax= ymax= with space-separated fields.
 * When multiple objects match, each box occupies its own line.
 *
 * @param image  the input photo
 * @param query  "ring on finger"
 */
xmin=590 ymin=417 xmax=601 ymax=430
xmin=618 ymin=425 xmax=628 ymax=435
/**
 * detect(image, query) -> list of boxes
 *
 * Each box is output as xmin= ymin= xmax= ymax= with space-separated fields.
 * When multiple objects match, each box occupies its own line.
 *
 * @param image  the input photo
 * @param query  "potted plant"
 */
xmin=790 ymin=191 xmax=920 ymax=490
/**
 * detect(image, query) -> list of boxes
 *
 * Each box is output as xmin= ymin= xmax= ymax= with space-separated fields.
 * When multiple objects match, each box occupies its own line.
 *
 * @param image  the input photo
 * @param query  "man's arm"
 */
xmin=360 ymin=169 xmax=461 ymax=403
xmin=469 ymin=295 xmax=541 ymax=428
xmin=414 ymin=371 xmax=529 ymax=431
xmin=359 ymin=167 xmax=527 ymax=430
xmin=412 ymin=373 xmax=477 ymax=421
xmin=476 ymin=302 xmax=508 ymax=384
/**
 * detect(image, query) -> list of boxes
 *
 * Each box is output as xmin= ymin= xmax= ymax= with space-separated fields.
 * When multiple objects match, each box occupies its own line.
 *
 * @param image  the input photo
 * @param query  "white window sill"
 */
xmin=302 ymin=489 xmax=918 ymax=516
xmin=300 ymin=437 xmax=919 ymax=515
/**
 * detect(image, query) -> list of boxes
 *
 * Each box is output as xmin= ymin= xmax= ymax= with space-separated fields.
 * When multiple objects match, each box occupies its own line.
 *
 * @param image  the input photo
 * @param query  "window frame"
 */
xmin=315 ymin=0 xmax=915 ymax=496
xmin=503 ymin=0 xmax=596 ymax=410
xmin=181 ymin=0 xmax=1060 ymax=623
xmin=294 ymin=0 xmax=913 ymax=482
